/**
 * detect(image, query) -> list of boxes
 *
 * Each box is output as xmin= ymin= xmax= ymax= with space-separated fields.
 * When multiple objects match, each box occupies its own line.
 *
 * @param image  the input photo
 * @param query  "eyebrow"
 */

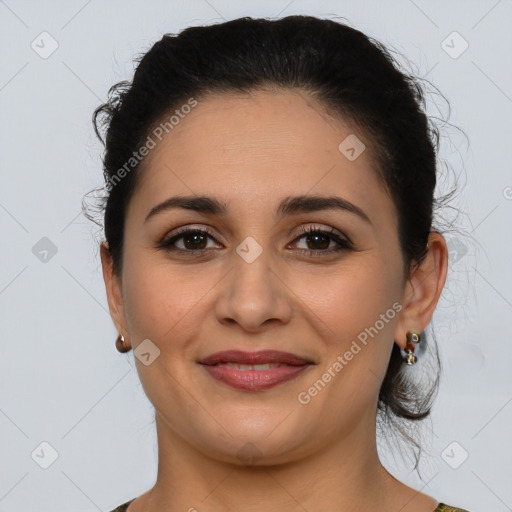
xmin=144 ymin=194 xmax=372 ymax=224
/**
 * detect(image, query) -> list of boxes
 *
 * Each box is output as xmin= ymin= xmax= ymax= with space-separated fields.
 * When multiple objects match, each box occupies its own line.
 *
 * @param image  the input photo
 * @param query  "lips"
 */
xmin=198 ymin=350 xmax=314 ymax=391
xmin=198 ymin=349 xmax=314 ymax=366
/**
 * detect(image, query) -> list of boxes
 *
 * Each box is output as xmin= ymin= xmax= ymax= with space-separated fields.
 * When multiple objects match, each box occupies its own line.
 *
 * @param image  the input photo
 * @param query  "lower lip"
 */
xmin=200 ymin=364 xmax=312 ymax=391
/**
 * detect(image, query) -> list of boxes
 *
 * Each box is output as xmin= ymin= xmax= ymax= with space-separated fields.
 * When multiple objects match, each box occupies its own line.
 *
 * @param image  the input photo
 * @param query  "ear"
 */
xmin=394 ymin=231 xmax=449 ymax=349
xmin=100 ymin=241 xmax=128 ymax=337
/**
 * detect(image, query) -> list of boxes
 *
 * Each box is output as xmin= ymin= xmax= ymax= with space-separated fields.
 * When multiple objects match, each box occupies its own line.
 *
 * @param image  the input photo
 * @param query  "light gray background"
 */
xmin=1 ymin=1 xmax=511 ymax=511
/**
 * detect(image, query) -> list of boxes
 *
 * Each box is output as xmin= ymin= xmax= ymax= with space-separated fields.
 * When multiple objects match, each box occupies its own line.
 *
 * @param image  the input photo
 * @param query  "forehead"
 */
xmin=127 ymin=90 xmax=395 ymax=226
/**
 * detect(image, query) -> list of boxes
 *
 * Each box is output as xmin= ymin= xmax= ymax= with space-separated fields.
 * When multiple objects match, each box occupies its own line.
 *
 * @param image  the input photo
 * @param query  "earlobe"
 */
xmin=393 ymin=231 xmax=448 ymax=351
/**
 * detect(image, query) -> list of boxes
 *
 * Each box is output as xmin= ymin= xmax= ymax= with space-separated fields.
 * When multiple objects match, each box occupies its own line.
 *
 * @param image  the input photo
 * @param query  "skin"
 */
xmin=101 ymin=89 xmax=448 ymax=512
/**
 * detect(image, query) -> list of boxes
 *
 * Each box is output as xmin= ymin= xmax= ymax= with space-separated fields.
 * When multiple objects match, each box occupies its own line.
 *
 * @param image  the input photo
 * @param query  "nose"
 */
xmin=214 ymin=243 xmax=293 ymax=332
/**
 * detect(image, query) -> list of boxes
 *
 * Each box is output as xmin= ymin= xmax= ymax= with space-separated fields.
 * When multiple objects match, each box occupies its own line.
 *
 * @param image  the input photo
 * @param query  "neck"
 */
xmin=135 ymin=407 xmax=424 ymax=512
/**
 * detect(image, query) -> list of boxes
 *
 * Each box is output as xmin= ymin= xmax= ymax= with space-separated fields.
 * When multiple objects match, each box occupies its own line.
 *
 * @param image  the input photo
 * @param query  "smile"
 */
xmin=199 ymin=362 xmax=313 ymax=391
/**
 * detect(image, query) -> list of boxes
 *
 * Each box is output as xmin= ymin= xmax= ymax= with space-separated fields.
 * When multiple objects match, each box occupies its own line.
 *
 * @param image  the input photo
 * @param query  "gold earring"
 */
xmin=403 ymin=330 xmax=421 ymax=365
xmin=115 ymin=333 xmax=131 ymax=353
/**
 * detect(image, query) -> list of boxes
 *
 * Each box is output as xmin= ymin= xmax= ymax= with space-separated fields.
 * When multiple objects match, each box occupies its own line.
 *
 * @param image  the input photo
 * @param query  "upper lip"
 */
xmin=198 ymin=350 xmax=314 ymax=366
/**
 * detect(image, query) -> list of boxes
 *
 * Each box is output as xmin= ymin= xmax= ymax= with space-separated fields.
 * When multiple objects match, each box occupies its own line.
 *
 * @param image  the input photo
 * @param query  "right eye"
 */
xmin=158 ymin=227 xmax=221 ymax=253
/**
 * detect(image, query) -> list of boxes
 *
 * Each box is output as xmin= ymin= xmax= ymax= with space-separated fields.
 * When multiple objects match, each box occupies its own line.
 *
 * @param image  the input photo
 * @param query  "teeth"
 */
xmin=217 ymin=363 xmax=282 ymax=370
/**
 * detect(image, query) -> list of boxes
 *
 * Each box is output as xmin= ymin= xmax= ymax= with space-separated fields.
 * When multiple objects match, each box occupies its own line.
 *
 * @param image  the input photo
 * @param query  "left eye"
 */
xmin=158 ymin=226 xmax=352 ymax=255
xmin=292 ymin=226 xmax=351 ymax=253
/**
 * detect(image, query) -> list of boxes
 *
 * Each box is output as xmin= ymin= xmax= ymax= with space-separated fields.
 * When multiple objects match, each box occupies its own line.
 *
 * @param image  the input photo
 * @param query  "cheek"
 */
xmin=121 ymin=258 xmax=201 ymax=345
xmin=301 ymin=257 xmax=400 ymax=334
xmin=300 ymin=257 xmax=400 ymax=385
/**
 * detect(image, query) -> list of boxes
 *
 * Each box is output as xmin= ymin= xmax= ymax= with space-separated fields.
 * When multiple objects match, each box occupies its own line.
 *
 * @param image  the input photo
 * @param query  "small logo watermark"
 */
xmin=446 ymin=236 xmax=468 ymax=267
xmin=31 ymin=441 xmax=59 ymax=469
xmin=338 ymin=134 xmax=365 ymax=161
xmin=32 ymin=237 xmax=58 ymax=263
xmin=237 ymin=442 xmax=263 ymax=466
xmin=441 ymin=31 xmax=468 ymax=59
xmin=441 ymin=441 xmax=469 ymax=469
xmin=134 ymin=338 xmax=161 ymax=366
xmin=236 ymin=236 xmax=263 ymax=263
xmin=31 ymin=31 xmax=59 ymax=59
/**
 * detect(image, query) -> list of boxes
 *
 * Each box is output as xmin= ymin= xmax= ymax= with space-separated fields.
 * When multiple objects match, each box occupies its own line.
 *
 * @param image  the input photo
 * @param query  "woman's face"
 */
xmin=104 ymin=90 xmax=418 ymax=464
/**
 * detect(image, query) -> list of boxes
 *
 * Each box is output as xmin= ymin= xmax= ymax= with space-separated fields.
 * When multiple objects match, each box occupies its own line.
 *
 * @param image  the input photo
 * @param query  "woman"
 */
xmin=90 ymin=14 xmax=470 ymax=512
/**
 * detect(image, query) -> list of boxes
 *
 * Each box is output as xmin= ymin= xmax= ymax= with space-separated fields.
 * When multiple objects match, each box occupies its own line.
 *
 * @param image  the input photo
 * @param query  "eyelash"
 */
xmin=157 ymin=225 xmax=353 ymax=257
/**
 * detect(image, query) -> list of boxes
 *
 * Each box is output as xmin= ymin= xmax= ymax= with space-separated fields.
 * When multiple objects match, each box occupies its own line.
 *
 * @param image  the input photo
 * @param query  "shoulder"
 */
xmin=109 ymin=498 xmax=473 ymax=512
xmin=435 ymin=504 xmax=472 ymax=512
xmin=109 ymin=499 xmax=471 ymax=512
xmin=108 ymin=499 xmax=135 ymax=512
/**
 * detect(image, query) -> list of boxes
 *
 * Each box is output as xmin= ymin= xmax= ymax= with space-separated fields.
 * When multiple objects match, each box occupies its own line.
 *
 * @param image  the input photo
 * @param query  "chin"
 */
xmin=191 ymin=414 xmax=313 ymax=466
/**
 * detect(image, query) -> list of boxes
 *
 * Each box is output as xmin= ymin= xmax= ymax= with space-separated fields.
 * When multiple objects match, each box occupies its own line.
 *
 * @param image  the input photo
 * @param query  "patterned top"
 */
xmin=109 ymin=499 xmax=470 ymax=511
